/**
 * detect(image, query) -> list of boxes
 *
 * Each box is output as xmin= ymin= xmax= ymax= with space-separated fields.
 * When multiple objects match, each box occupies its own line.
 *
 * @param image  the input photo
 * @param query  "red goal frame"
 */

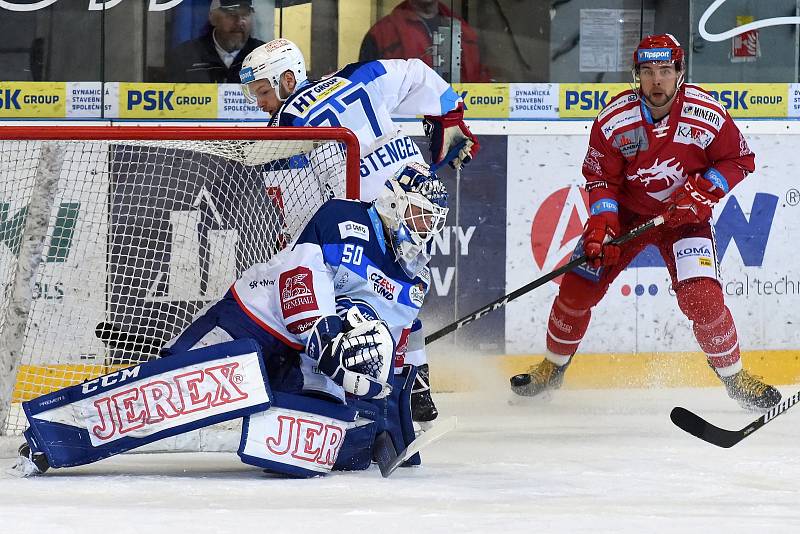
xmin=0 ymin=126 xmax=361 ymax=199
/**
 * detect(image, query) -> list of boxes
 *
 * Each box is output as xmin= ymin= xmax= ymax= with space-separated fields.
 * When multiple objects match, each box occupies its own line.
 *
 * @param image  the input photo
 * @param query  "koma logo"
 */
xmin=676 ymin=246 xmax=712 ymax=258
xmin=0 ymin=0 xmax=184 ymax=12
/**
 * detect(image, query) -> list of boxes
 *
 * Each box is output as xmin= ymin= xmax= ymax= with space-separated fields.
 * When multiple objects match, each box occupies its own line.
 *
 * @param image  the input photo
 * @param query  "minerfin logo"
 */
xmin=0 ymin=0 xmax=184 ymax=12
xmin=637 ymin=48 xmax=672 ymax=63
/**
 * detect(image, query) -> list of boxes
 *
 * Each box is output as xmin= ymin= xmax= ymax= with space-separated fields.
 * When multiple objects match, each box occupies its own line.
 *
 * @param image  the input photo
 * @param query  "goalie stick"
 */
xmin=374 ymin=416 xmax=457 ymax=477
xmin=670 ymin=389 xmax=800 ymax=448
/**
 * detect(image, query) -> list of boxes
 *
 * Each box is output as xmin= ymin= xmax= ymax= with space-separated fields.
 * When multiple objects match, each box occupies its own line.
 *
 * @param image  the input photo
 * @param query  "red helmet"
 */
xmin=633 ymin=34 xmax=684 ymax=69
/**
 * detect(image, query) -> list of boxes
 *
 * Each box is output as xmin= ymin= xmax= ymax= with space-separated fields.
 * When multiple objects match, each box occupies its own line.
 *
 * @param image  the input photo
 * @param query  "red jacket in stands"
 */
xmin=583 ymin=84 xmax=755 ymax=217
xmin=359 ymin=1 xmax=490 ymax=82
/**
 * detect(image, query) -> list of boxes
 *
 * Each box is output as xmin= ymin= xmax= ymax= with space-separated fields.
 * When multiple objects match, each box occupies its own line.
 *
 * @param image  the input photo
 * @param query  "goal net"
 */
xmin=0 ymin=126 xmax=359 ymax=438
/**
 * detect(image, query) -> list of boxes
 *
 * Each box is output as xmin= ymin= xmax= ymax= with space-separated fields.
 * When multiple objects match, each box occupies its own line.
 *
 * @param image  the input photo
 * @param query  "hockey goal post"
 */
xmin=0 ymin=126 xmax=360 ymax=437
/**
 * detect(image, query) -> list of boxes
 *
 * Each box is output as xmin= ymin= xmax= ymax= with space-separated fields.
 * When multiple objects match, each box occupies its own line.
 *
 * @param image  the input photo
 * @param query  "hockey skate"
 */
xmin=9 ymin=442 xmax=50 ymax=477
xmin=411 ymin=364 xmax=438 ymax=430
xmin=720 ymin=369 xmax=782 ymax=411
xmin=510 ymin=358 xmax=571 ymax=398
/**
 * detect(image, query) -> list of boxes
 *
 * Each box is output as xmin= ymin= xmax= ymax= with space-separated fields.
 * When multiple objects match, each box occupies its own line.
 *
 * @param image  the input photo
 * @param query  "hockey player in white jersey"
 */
xmin=239 ymin=38 xmax=479 ymax=201
xmin=16 ymin=163 xmax=448 ymax=478
xmin=239 ymin=38 xmax=472 ymax=425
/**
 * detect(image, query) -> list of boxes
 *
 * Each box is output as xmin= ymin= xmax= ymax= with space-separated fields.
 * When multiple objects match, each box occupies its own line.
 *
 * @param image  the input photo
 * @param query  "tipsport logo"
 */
xmin=529 ymin=186 xmax=779 ymax=288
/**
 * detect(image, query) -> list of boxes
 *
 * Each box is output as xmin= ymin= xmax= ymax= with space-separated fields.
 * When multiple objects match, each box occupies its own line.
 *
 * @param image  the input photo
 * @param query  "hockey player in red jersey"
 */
xmin=510 ymin=34 xmax=781 ymax=410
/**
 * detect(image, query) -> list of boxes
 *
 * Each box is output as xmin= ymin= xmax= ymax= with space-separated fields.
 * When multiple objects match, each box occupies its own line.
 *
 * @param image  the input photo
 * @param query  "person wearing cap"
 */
xmin=510 ymin=34 xmax=782 ymax=412
xmin=165 ymin=0 xmax=264 ymax=83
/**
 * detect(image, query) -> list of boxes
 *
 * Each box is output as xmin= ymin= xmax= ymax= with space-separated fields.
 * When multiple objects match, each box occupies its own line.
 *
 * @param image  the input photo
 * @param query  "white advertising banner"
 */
xmin=506 ymin=133 xmax=798 ymax=354
xmin=509 ymin=84 xmax=559 ymax=119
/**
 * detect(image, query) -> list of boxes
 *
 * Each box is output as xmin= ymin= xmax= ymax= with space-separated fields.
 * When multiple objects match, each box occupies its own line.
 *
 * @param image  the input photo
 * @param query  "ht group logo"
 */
xmin=530 ymin=186 xmax=779 ymax=293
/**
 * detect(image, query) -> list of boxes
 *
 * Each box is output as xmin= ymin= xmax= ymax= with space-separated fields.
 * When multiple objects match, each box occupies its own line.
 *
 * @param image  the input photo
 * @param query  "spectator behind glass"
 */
xmin=165 ymin=0 xmax=264 ymax=83
xmin=359 ymin=0 xmax=490 ymax=83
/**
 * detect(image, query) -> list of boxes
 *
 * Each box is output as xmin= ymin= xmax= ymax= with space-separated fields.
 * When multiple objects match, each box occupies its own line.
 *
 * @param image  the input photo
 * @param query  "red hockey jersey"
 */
xmin=582 ymin=84 xmax=755 ymax=216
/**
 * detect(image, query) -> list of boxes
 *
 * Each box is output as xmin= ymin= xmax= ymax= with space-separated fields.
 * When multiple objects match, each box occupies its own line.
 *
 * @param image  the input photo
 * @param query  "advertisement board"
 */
xmin=505 ymin=133 xmax=797 ymax=355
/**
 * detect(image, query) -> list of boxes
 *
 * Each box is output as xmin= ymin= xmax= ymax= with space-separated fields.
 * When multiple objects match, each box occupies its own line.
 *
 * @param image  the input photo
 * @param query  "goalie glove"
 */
xmin=423 ymin=103 xmax=480 ymax=170
xmin=306 ymin=308 xmax=394 ymax=399
xmin=664 ymin=170 xmax=728 ymax=228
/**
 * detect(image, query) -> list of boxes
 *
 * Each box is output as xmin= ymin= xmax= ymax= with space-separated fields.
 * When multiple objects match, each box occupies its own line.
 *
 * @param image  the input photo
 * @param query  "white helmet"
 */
xmin=375 ymin=163 xmax=449 ymax=277
xmin=239 ymin=38 xmax=307 ymax=103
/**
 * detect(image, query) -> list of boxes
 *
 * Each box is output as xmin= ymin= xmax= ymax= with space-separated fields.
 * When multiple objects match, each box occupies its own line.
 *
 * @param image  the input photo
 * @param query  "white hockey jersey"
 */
xmin=270 ymin=59 xmax=462 ymax=200
xmin=229 ymin=198 xmax=430 ymax=399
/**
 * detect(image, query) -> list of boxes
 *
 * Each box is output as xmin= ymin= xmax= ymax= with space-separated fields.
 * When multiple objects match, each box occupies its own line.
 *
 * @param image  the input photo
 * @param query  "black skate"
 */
xmin=411 ymin=364 xmax=438 ymax=425
xmin=720 ymin=369 xmax=782 ymax=411
xmin=13 ymin=442 xmax=50 ymax=476
xmin=510 ymin=358 xmax=571 ymax=398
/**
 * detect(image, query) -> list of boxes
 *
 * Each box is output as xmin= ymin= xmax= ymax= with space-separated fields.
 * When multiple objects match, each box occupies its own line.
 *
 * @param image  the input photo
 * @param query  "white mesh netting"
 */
xmin=0 ymin=129 xmax=356 ymax=436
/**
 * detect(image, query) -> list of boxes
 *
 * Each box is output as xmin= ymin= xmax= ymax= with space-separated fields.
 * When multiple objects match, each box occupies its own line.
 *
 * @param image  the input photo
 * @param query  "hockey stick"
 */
xmin=95 ymin=321 xmax=161 ymax=357
xmin=374 ymin=416 xmax=458 ymax=477
xmin=425 ymin=215 xmax=666 ymax=345
xmin=670 ymin=390 xmax=800 ymax=448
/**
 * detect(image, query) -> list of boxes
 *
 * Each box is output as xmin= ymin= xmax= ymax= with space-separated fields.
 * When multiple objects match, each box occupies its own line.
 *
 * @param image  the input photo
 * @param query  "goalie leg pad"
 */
xmin=357 ymin=365 xmax=419 ymax=467
xmin=238 ymin=391 xmax=375 ymax=477
xmin=23 ymin=339 xmax=272 ymax=469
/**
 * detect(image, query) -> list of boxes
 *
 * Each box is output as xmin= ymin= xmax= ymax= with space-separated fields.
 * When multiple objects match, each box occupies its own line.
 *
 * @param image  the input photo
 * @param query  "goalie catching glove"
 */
xmin=306 ymin=307 xmax=395 ymax=399
xmin=423 ymin=103 xmax=480 ymax=169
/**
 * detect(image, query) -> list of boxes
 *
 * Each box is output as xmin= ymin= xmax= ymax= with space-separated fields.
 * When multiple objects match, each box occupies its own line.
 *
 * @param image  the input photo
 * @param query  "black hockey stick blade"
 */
xmin=670 ymin=407 xmax=744 ymax=448
xmin=376 ymin=416 xmax=457 ymax=478
xmin=95 ymin=321 xmax=161 ymax=358
xmin=373 ymin=431 xmax=398 ymax=478
xmin=671 ymin=389 xmax=800 ymax=448
xmin=425 ymin=215 xmax=665 ymax=345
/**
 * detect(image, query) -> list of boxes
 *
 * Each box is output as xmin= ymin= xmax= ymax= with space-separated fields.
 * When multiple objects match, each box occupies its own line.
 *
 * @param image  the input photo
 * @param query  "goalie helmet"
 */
xmin=239 ymin=38 xmax=307 ymax=103
xmin=375 ymin=162 xmax=449 ymax=277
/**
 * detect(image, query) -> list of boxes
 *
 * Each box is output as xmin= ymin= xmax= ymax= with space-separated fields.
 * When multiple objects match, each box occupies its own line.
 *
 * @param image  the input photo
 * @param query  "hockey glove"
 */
xmin=664 ymin=170 xmax=727 ymax=228
xmin=423 ymin=103 xmax=480 ymax=169
xmin=306 ymin=308 xmax=394 ymax=400
xmin=583 ymin=211 xmax=621 ymax=268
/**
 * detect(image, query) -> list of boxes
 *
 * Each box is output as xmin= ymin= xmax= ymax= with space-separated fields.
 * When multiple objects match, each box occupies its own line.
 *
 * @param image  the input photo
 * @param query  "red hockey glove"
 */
xmin=423 ymin=103 xmax=480 ymax=169
xmin=664 ymin=171 xmax=727 ymax=228
xmin=583 ymin=211 xmax=621 ymax=268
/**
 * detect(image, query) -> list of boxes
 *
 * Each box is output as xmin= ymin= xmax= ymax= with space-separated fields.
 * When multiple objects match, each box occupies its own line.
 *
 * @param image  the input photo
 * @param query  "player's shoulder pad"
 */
xmin=596 ymin=89 xmax=640 ymax=123
xmin=335 ymin=60 xmax=389 ymax=85
xmin=301 ymin=199 xmax=374 ymax=245
xmin=281 ymin=76 xmax=353 ymax=121
xmin=679 ymin=84 xmax=728 ymax=133
xmin=683 ymin=84 xmax=727 ymax=115
xmin=596 ymin=89 xmax=643 ymax=140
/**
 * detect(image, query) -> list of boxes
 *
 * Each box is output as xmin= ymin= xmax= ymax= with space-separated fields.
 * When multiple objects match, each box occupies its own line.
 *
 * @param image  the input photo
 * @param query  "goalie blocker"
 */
xmin=18 ymin=339 xmax=418 ymax=478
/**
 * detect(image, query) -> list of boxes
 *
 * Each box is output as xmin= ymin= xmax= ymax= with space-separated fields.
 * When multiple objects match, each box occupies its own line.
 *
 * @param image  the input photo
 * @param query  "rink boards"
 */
xmin=2 ymin=122 xmax=800 ymax=396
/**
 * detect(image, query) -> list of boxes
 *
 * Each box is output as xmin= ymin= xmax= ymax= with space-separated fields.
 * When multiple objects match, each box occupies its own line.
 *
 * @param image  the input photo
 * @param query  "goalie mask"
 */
xmin=375 ymin=163 xmax=449 ymax=278
xmin=240 ymin=38 xmax=307 ymax=103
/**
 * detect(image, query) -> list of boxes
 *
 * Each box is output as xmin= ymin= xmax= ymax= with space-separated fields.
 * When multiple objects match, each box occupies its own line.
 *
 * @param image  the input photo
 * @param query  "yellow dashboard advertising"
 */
xmin=701 ymin=83 xmax=787 ymax=118
xmin=0 ymin=82 xmax=66 ymax=118
xmin=452 ymin=83 xmax=509 ymax=119
xmin=559 ymin=84 xmax=631 ymax=118
xmin=116 ymin=83 xmax=217 ymax=119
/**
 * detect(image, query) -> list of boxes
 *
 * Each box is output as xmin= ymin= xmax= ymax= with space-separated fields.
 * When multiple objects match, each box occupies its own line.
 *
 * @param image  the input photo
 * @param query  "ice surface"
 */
xmin=1 ymin=385 xmax=799 ymax=534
